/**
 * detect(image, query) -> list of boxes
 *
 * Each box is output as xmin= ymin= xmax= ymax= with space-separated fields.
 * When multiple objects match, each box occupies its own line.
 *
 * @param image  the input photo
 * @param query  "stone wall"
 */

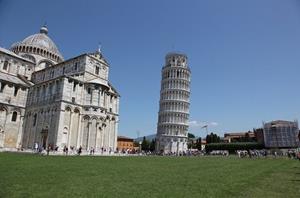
xmin=0 ymin=50 xmax=34 ymax=79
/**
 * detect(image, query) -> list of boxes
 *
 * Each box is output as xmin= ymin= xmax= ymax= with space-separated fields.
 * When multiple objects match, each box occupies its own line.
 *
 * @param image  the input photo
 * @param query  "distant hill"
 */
xmin=134 ymin=134 xmax=156 ymax=142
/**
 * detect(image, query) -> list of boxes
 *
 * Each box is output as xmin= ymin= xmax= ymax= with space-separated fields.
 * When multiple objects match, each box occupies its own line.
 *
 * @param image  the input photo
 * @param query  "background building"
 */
xmin=156 ymin=53 xmax=191 ymax=154
xmin=0 ymin=26 xmax=120 ymax=152
xmin=263 ymin=120 xmax=300 ymax=148
xmin=117 ymin=136 xmax=134 ymax=152
xmin=223 ymin=132 xmax=255 ymax=143
xmin=253 ymin=128 xmax=264 ymax=145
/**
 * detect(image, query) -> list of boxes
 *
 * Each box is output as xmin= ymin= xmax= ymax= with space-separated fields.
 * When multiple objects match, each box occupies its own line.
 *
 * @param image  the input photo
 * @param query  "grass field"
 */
xmin=0 ymin=153 xmax=299 ymax=198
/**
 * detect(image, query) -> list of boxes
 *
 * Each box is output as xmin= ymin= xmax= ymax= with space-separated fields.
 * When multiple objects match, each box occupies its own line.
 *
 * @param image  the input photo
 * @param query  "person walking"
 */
xmin=78 ymin=146 xmax=82 ymax=156
xmin=34 ymin=142 xmax=38 ymax=153
xmin=46 ymin=144 xmax=50 ymax=156
xmin=63 ymin=145 xmax=68 ymax=156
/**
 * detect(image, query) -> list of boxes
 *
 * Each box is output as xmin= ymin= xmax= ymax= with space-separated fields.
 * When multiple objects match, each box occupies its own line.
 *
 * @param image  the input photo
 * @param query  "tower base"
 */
xmin=156 ymin=135 xmax=187 ymax=154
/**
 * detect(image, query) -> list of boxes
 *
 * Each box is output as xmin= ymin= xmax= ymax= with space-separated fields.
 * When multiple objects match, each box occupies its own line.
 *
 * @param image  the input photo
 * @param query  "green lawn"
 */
xmin=0 ymin=153 xmax=299 ymax=198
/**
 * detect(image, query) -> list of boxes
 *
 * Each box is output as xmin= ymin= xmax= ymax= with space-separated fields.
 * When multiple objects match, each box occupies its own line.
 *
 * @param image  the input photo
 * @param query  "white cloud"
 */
xmin=189 ymin=120 xmax=219 ymax=128
xmin=210 ymin=122 xmax=218 ymax=126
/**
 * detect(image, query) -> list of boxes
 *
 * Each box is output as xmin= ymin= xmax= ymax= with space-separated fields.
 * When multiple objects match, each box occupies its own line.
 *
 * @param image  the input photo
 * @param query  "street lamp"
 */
xmin=201 ymin=125 xmax=208 ymax=136
xmin=139 ymin=141 xmax=142 ymax=154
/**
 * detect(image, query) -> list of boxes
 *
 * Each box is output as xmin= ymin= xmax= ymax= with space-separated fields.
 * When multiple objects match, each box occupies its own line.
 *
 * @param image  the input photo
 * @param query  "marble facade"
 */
xmin=0 ymin=26 xmax=119 ymax=152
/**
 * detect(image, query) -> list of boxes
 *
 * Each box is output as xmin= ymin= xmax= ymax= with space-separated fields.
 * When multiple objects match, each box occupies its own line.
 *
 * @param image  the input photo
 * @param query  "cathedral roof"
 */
xmin=11 ymin=26 xmax=63 ymax=62
xmin=0 ymin=47 xmax=34 ymax=64
xmin=88 ymin=78 xmax=108 ymax=86
xmin=0 ymin=72 xmax=30 ymax=87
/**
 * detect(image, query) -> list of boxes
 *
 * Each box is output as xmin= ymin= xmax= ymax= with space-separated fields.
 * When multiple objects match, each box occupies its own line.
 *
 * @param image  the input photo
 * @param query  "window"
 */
xmin=42 ymin=85 xmax=46 ymax=98
xmin=45 ymin=62 xmax=51 ymax=68
xmin=74 ymin=63 xmax=78 ymax=70
xmin=0 ymin=83 xmax=6 ymax=93
xmin=109 ymin=108 xmax=112 ymax=112
xmin=87 ymin=88 xmax=91 ymax=94
xmin=72 ymin=97 xmax=75 ymax=103
xmin=11 ymin=111 xmax=17 ymax=122
xmin=3 ymin=61 xmax=9 ymax=70
xmin=14 ymin=87 xmax=19 ymax=96
xmin=50 ymin=70 xmax=54 ymax=78
xmin=73 ymin=82 xmax=77 ymax=92
xmin=49 ymin=83 xmax=54 ymax=95
xmin=33 ymin=114 xmax=37 ymax=126
xmin=95 ymin=66 xmax=99 ymax=75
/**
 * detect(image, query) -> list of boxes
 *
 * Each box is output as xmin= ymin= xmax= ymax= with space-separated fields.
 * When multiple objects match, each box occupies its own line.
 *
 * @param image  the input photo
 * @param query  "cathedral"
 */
xmin=0 ymin=26 xmax=120 ymax=152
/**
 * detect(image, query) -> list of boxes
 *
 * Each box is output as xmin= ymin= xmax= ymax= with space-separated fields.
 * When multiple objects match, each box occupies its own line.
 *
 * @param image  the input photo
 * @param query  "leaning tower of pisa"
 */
xmin=156 ymin=53 xmax=191 ymax=154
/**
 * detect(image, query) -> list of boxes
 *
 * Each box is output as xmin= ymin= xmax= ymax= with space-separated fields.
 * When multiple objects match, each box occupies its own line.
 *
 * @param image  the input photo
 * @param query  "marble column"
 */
xmin=67 ymin=112 xmax=73 ymax=148
xmin=76 ymin=114 xmax=82 ymax=148
xmin=87 ymin=121 xmax=91 ymax=150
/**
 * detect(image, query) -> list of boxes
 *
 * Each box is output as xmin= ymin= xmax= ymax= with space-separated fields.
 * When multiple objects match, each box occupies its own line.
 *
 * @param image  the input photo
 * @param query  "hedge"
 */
xmin=205 ymin=142 xmax=264 ymax=154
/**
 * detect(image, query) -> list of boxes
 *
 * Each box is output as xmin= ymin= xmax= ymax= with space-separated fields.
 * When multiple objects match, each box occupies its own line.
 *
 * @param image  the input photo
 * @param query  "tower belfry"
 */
xmin=156 ymin=52 xmax=191 ymax=154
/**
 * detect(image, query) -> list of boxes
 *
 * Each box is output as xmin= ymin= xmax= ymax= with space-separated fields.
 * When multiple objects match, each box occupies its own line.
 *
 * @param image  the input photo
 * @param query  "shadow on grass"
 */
xmin=291 ymin=179 xmax=300 ymax=182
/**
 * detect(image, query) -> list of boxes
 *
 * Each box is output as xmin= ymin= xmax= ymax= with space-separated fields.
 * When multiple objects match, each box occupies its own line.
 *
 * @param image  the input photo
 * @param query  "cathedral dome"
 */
xmin=10 ymin=26 xmax=64 ymax=63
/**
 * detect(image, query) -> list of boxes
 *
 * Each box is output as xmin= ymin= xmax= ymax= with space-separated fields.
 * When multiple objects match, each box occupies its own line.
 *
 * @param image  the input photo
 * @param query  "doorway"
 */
xmin=41 ymin=129 xmax=48 ymax=149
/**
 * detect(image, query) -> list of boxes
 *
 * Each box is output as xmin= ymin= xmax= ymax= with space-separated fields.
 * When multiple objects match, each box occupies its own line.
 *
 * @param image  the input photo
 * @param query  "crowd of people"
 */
xmin=32 ymin=143 xmax=117 ymax=156
xmin=29 ymin=142 xmax=300 ymax=160
xmin=157 ymin=149 xmax=300 ymax=160
xmin=287 ymin=149 xmax=300 ymax=159
xmin=210 ymin=150 xmax=229 ymax=156
xmin=235 ymin=149 xmax=300 ymax=159
xmin=236 ymin=150 xmax=268 ymax=158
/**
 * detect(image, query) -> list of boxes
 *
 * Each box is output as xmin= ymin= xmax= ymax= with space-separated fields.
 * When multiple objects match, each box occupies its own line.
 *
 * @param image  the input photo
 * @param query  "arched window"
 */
xmin=11 ymin=111 xmax=17 ymax=122
xmin=0 ymin=82 xmax=6 ymax=93
xmin=21 ymin=54 xmax=36 ymax=64
xmin=33 ymin=114 xmax=37 ymax=126
xmin=95 ymin=66 xmax=99 ymax=75
xmin=3 ymin=61 xmax=9 ymax=70
xmin=14 ymin=87 xmax=19 ymax=97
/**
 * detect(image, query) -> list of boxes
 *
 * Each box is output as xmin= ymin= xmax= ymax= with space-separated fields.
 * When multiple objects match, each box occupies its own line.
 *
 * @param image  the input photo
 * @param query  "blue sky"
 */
xmin=1 ymin=0 xmax=300 ymax=138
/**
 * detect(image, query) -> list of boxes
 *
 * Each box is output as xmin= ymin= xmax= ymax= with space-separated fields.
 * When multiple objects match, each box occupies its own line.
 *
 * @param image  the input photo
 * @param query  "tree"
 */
xmin=188 ymin=133 xmax=195 ymax=139
xmin=141 ymin=136 xmax=150 ymax=151
xmin=149 ymin=139 xmax=156 ymax=152
xmin=206 ymin=133 xmax=221 ymax=144
xmin=195 ymin=137 xmax=202 ymax=151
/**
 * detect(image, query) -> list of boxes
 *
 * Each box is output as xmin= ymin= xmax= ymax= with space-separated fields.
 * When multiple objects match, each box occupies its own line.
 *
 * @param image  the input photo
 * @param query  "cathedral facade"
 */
xmin=0 ymin=26 xmax=119 ymax=152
